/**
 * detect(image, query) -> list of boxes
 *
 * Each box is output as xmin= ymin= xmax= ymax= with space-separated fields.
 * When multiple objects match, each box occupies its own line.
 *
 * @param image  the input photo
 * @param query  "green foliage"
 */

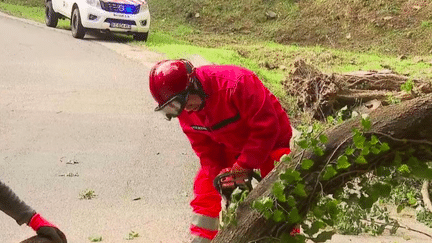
xmin=221 ymin=188 xmax=250 ymax=227
xmin=79 ymin=189 xmax=97 ymax=200
xmin=386 ymin=93 xmax=401 ymax=104
xmin=125 ymin=231 xmax=140 ymax=240
xmin=88 ymin=236 xmax=103 ymax=242
xmin=249 ymin=115 xmax=432 ymax=241
xmin=417 ymin=207 xmax=432 ymax=228
xmin=400 ymin=79 xmax=415 ymax=93
xmin=421 ymin=21 xmax=432 ymax=28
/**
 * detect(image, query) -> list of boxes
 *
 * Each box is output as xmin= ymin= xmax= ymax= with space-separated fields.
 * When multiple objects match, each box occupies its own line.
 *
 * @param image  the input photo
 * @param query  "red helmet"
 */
xmin=149 ymin=59 xmax=195 ymax=119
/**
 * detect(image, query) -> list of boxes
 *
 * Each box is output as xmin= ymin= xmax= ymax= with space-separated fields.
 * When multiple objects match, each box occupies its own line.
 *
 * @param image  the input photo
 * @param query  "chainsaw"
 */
xmin=213 ymin=171 xmax=262 ymax=209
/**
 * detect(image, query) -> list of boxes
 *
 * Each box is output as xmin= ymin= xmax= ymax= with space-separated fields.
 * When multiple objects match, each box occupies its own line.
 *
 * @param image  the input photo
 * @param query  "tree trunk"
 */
xmin=212 ymin=93 xmax=432 ymax=243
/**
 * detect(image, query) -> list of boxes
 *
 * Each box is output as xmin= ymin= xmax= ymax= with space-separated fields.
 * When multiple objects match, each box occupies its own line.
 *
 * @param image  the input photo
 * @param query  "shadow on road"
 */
xmin=85 ymin=30 xmax=136 ymax=43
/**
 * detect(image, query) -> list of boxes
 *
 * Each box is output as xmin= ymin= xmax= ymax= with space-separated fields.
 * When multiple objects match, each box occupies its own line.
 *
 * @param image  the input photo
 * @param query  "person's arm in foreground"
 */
xmin=0 ymin=180 xmax=67 ymax=243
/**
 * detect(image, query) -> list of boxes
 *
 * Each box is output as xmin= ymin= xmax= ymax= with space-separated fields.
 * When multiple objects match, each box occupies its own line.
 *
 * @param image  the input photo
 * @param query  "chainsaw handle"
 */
xmin=213 ymin=171 xmax=262 ymax=195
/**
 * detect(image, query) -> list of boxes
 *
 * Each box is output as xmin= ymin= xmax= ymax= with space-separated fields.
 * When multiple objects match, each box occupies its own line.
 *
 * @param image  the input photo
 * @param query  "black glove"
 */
xmin=36 ymin=227 xmax=67 ymax=243
xmin=29 ymin=213 xmax=67 ymax=243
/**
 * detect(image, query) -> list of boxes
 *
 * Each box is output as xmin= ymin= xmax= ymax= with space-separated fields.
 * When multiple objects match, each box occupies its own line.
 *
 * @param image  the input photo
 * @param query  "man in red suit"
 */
xmin=149 ymin=59 xmax=292 ymax=242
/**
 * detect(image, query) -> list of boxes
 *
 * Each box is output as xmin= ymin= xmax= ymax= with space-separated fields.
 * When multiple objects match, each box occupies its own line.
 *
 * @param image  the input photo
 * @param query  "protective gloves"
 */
xmin=28 ymin=213 xmax=67 ymax=243
xmin=218 ymin=162 xmax=252 ymax=189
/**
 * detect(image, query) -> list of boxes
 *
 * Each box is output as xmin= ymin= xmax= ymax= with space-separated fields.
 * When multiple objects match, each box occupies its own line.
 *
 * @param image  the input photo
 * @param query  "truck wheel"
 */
xmin=45 ymin=1 xmax=58 ymax=28
xmin=133 ymin=32 xmax=148 ymax=41
xmin=71 ymin=7 xmax=86 ymax=39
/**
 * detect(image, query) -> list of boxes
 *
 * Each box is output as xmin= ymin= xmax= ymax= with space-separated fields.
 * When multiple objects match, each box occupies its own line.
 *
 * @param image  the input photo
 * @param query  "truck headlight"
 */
xmin=140 ymin=2 xmax=148 ymax=12
xmin=86 ymin=0 xmax=100 ymax=7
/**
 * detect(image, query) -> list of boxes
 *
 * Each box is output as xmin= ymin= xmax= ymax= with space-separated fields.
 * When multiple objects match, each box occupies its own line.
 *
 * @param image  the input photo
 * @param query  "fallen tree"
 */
xmin=212 ymin=92 xmax=432 ymax=243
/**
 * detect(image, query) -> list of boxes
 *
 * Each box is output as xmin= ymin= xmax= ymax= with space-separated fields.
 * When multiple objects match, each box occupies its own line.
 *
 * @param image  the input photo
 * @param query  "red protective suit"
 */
xmin=178 ymin=65 xmax=292 ymax=242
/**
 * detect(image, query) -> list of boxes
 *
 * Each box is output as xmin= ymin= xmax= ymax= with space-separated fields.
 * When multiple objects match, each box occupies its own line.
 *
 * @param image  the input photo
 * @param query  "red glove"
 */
xmin=290 ymin=226 xmax=301 ymax=236
xmin=29 ymin=213 xmax=67 ymax=243
xmin=219 ymin=162 xmax=252 ymax=189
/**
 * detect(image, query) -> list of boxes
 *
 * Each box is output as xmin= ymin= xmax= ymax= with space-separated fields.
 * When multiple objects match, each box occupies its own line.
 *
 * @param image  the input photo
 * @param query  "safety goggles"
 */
xmin=155 ymin=91 xmax=189 ymax=120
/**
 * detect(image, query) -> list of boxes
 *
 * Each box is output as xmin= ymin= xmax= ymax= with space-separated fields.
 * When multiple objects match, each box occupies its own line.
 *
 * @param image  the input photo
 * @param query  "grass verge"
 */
xmin=2 ymin=2 xmax=432 ymax=117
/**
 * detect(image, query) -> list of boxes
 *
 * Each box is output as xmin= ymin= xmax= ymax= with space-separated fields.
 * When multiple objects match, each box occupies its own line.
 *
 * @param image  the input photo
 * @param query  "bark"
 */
xmin=212 ymin=94 xmax=432 ymax=243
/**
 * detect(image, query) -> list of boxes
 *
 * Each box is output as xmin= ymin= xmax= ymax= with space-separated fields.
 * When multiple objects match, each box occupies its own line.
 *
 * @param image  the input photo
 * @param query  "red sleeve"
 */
xmin=180 ymin=122 xmax=226 ymax=178
xmin=231 ymin=73 xmax=280 ymax=169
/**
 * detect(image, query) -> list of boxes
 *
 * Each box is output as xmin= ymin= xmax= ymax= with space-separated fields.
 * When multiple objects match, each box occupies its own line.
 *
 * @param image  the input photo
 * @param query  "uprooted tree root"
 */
xmin=283 ymin=59 xmax=432 ymax=120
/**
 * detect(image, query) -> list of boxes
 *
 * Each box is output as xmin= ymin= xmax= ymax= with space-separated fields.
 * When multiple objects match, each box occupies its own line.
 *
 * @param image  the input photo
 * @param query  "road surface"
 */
xmin=0 ymin=11 xmax=198 ymax=243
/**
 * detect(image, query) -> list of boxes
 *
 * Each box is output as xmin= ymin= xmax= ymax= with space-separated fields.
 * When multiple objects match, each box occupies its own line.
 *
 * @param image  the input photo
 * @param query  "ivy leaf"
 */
xmin=272 ymin=209 xmax=286 ymax=222
xmin=262 ymin=197 xmax=274 ymax=208
xmin=359 ymin=195 xmax=375 ymax=209
xmin=272 ymin=182 xmax=287 ymax=202
xmin=355 ymin=155 xmax=368 ymax=164
xmin=353 ymin=133 xmax=366 ymax=149
xmin=319 ymin=134 xmax=328 ymax=144
xmin=371 ymin=182 xmax=392 ymax=199
xmin=251 ymin=200 xmax=264 ymax=212
xmin=287 ymin=207 xmax=302 ymax=224
xmin=263 ymin=211 xmax=272 ymax=219
xmin=345 ymin=147 xmax=355 ymax=156
xmin=280 ymin=233 xmax=306 ymax=242
xmin=305 ymin=220 xmax=326 ymax=236
xmin=297 ymin=139 xmax=309 ymax=149
xmin=308 ymin=220 xmax=326 ymax=235
xmin=280 ymin=155 xmax=292 ymax=163
xmin=293 ymin=183 xmax=307 ymax=197
xmin=397 ymin=204 xmax=405 ymax=213
xmin=398 ymin=164 xmax=411 ymax=174
xmin=313 ymin=207 xmax=324 ymax=218
xmin=371 ymin=135 xmax=379 ymax=145
xmin=360 ymin=144 xmax=370 ymax=156
xmin=361 ymin=117 xmax=371 ymax=130
xmin=301 ymin=159 xmax=314 ymax=170
xmin=407 ymin=156 xmax=420 ymax=166
xmin=326 ymin=200 xmax=339 ymax=220
xmin=314 ymin=231 xmax=335 ymax=243
xmin=337 ymin=155 xmax=351 ymax=170
xmin=380 ymin=142 xmax=390 ymax=152
xmin=408 ymin=197 xmax=417 ymax=206
xmin=371 ymin=146 xmax=381 ymax=154
xmin=287 ymin=195 xmax=297 ymax=207
xmin=280 ymin=169 xmax=302 ymax=183
xmin=322 ymin=165 xmax=337 ymax=180
xmin=314 ymin=147 xmax=325 ymax=156
xmin=411 ymin=166 xmax=432 ymax=180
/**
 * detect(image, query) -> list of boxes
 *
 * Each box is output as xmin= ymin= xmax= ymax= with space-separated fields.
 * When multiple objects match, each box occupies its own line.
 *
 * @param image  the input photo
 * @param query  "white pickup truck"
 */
xmin=45 ymin=0 xmax=150 ymax=41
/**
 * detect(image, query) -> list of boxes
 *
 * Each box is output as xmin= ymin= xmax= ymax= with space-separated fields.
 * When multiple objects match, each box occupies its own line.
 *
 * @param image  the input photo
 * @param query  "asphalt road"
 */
xmin=0 ymin=12 xmax=198 ymax=243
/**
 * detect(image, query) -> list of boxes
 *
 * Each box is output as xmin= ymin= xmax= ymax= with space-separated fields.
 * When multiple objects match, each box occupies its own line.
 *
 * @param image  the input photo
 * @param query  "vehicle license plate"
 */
xmin=110 ymin=22 xmax=131 ymax=29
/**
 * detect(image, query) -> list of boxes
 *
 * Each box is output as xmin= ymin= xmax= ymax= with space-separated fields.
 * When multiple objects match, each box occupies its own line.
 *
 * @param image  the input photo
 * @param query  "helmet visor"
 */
xmin=155 ymin=92 xmax=188 ymax=120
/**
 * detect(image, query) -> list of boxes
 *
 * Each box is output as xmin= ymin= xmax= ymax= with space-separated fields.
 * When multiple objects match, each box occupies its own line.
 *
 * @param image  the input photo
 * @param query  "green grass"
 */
xmin=0 ymin=2 xmax=70 ymax=29
xmin=0 ymin=2 xmax=45 ymax=22
xmin=2 ymin=1 xmax=432 ymax=117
